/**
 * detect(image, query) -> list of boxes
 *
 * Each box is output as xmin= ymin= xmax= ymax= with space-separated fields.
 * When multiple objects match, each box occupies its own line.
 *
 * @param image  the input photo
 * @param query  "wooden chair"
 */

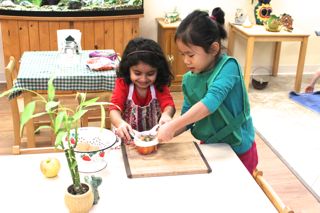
xmin=79 ymin=92 xmax=112 ymax=129
xmin=253 ymin=169 xmax=294 ymax=213
xmin=5 ymin=56 xmax=59 ymax=154
xmin=5 ymin=56 xmax=21 ymax=150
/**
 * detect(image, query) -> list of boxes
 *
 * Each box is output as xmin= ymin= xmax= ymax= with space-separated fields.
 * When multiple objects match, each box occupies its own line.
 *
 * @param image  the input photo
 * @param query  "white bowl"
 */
xmin=63 ymin=127 xmax=117 ymax=173
xmin=133 ymin=132 xmax=159 ymax=155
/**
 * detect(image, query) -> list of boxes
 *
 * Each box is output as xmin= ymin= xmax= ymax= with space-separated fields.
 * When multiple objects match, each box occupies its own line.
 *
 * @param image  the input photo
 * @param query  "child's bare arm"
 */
xmin=157 ymin=102 xmax=210 ymax=142
xmin=173 ymin=126 xmax=187 ymax=137
xmin=110 ymin=110 xmax=124 ymax=128
xmin=158 ymin=105 xmax=176 ymax=125
xmin=305 ymin=71 xmax=320 ymax=93
xmin=110 ymin=110 xmax=133 ymax=141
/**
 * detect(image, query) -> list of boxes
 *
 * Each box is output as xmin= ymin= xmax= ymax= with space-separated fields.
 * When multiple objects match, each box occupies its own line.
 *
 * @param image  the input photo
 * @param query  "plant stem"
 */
xmin=65 ymin=127 xmax=81 ymax=193
xmin=65 ymin=149 xmax=82 ymax=194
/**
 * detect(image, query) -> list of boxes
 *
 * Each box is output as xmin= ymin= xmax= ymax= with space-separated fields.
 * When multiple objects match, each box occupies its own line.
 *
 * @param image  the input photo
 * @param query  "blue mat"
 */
xmin=289 ymin=91 xmax=320 ymax=113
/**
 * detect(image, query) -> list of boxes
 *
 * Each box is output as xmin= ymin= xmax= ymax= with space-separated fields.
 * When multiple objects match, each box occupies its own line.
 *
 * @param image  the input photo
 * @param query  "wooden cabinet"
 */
xmin=157 ymin=18 xmax=186 ymax=92
xmin=0 ymin=14 xmax=143 ymax=69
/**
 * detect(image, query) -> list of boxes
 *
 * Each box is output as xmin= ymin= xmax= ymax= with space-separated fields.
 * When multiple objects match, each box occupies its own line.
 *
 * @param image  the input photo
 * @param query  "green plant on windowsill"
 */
xmin=0 ymin=77 xmax=118 ymax=212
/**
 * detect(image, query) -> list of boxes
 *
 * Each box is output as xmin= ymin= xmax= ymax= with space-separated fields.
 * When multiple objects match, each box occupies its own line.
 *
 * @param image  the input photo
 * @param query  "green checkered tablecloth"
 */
xmin=11 ymin=50 xmax=117 ymax=98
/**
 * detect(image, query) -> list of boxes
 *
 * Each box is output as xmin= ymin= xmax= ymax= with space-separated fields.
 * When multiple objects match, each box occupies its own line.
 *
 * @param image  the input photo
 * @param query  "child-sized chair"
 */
xmin=5 ymin=56 xmax=59 ymax=154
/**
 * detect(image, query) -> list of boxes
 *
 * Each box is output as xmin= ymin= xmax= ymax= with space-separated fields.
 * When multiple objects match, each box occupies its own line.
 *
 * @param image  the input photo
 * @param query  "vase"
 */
xmin=254 ymin=0 xmax=272 ymax=25
xmin=64 ymin=183 xmax=94 ymax=213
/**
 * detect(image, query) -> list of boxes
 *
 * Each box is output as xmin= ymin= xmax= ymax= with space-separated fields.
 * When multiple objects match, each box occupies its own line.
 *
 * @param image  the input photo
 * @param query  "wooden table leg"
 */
xmin=243 ymin=37 xmax=255 ymax=90
xmin=294 ymin=37 xmax=309 ymax=92
xmin=272 ymin=42 xmax=281 ymax=76
xmin=23 ymin=92 xmax=36 ymax=148
xmin=227 ymin=25 xmax=235 ymax=56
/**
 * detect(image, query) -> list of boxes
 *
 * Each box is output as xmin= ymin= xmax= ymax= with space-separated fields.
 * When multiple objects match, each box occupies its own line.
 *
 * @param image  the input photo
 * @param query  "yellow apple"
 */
xmin=40 ymin=157 xmax=61 ymax=178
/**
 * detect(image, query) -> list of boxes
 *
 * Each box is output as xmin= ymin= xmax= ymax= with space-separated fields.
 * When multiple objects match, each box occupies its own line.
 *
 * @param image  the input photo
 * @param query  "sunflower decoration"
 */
xmin=254 ymin=0 xmax=272 ymax=25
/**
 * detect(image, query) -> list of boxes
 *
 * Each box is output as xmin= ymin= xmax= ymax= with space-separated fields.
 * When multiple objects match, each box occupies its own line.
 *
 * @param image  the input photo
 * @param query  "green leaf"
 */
xmin=47 ymin=78 xmax=55 ymax=101
xmin=31 ymin=112 xmax=50 ymax=119
xmin=34 ymin=125 xmax=52 ymax=134
xmin=54 ymin=111 xmax=67 ymax=134
xmin=0 ymin=90 xmax=10 ymax=98
xmin=31 ymin=0 xmax=42 ymax=6
xmin=45 ymin=101 xmax=59 ymax=112
xmin=100 ymin=105 xmax=106 ymax=129
xmin=66 ymin=117 xmax=74 ymax=128
xmin=90 ymin=101 xmax=118 ymax=108
xmin=80 ymin=97 xmax=99 ymax=107
xmin=20 ymin=101 xmax=36 ymax=135
xmin=0 ymin=88 xmax=16 ymax=98
xmin=72 ymin=109 xmax=88 ymax=122
xmin=55 ymin=130 xmax=66 ymax=149
xmin=77 ymin=93 xmax=86 ymax=103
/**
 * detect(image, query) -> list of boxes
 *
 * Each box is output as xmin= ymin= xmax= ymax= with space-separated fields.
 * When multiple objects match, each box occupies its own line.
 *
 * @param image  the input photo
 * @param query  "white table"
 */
xmin=228 ymin=23 xmax=310 ymax=92
xmin=0 ymin=143 xmax=277 ymax=212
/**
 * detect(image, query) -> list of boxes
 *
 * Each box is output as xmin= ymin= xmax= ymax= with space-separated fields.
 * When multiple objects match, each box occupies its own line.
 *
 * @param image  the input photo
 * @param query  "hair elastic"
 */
xmin=210 ymin=16 xmax=216 ymax=21
xmin=127 ymin=50 xmax=154 ymax=57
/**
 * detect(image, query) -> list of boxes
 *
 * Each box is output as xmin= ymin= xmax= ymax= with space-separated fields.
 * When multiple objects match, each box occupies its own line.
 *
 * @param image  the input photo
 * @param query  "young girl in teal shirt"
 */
xmin=157 ymin=9 xmax=258 ymax=174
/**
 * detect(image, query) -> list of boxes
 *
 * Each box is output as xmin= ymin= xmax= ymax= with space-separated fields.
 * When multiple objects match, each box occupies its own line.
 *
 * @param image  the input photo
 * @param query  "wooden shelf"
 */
xmin=156 ymin=18 xmax=185 ymax=92
xmin=0 ymin=14 xmax=143 ymax=69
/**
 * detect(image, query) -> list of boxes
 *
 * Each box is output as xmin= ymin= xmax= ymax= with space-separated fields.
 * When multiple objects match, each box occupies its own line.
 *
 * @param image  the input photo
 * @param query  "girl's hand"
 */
xmin=158 ymin=114 xmax=172 ymax=125
xmin=305 ymin=85 xmax=314 ymax=93
xmin=157 ymin=122 xmax=175 ymax=142
xmin=115 ymin=121 xmax=134 ymax=142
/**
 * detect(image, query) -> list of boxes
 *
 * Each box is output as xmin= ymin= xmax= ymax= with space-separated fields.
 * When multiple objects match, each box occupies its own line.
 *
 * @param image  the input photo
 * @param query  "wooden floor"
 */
xmin=0 ymin=84 xmax=319 ymax=212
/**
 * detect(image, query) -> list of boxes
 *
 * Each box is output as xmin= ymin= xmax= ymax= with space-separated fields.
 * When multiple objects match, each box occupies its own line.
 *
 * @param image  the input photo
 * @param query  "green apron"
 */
xmin=183 ymin=54 xmax=250 ymax=146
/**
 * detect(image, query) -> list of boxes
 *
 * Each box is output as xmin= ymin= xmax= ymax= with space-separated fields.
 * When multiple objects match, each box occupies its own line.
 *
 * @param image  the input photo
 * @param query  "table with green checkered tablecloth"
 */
xmin=11 ymin=50 xmax=117 ymax=98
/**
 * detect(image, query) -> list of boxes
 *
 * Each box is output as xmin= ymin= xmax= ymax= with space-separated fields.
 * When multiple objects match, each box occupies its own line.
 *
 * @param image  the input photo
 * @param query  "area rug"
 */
xmin=249 ymin=75 xmax=320 ymax=201
xmin=289 ymin=91 xmax=320 ymax=113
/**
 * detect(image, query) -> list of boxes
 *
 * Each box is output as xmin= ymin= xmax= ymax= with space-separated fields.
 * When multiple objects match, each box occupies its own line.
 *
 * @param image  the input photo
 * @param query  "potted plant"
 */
xmin=1 ymin=77 xmax=117 ymax=212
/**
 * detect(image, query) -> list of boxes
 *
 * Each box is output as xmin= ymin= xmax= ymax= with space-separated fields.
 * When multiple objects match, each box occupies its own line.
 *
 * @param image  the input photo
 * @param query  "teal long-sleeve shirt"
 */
xmin=181 ymin=55 xmax=255 ymax=154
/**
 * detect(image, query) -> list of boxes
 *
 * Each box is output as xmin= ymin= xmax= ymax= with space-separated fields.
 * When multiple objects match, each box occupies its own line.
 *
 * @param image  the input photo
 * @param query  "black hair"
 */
xmin=259 ymin=0 xmax=271 ymax=3
xmin=175 ymin=9 xmax=227 ymax=54
xmin=117 ymin=37 xmax=173 ymax=92
xmin=211 ymin=7 xmax=225 ymax=25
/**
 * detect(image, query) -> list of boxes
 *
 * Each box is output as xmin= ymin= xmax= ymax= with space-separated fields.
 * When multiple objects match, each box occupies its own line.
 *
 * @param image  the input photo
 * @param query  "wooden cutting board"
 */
xmin=121 ymin=142 xmax=212 ymax=178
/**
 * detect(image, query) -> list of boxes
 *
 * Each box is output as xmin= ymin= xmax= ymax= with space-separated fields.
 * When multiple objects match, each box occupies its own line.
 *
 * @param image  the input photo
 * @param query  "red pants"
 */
xmin=237 ymin=142 xmax=258 ymax=175
xmin=199 ymin=141 xmax=258 ymax=175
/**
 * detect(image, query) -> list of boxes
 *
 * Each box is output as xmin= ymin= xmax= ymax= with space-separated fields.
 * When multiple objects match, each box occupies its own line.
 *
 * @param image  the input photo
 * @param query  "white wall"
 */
xmin=1 ymin=0 xmax=320 ymax=81
xmin=140 ymin=0 xmax=247 ymax=40
xmin=139 ymin=0 xmax=320 ymax=75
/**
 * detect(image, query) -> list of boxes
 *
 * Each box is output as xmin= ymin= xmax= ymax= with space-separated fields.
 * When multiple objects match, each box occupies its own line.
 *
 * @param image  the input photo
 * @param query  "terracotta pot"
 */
xmin=64 ymin=183 xmax=94 ymax=213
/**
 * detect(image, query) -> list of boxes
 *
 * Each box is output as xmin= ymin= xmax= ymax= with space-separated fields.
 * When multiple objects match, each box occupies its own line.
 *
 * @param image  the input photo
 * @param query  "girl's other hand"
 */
xmin=115 ymin=121 xmax=134 ymax=142
xmin=158 ymin=114 xmax=172 ymax=125
xmin=305 ymin=85 xmax=314 ymax=93
xmin=157 ymin=122 xmax=175 ymax=142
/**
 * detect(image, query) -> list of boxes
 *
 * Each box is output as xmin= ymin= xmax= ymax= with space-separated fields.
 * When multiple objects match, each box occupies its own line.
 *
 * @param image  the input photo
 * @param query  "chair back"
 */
xmin=5 ymin=56 xmax=17 ymax=90
xmin=4 ymin=56 xmax=21 ymax=147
